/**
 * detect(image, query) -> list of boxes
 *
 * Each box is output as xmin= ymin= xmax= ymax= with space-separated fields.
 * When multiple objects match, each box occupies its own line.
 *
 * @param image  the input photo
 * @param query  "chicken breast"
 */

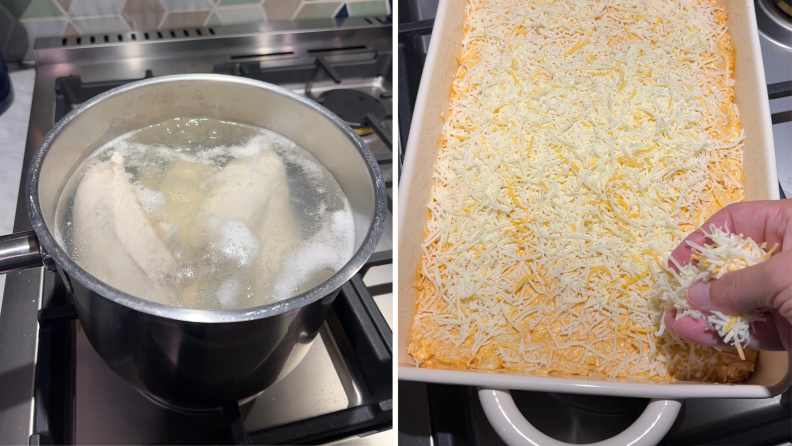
xmin=255 ymin=159 xmax=299 ymax=296
xmin=72 ymin=155 xmax=179 ymax=306
xmin=110 ymin=153 xmax=180 ymax=285
xmin=204 ymin=149 xmax=288 ymax=227
xmin=179 ymin=148 xmax=299 ymax=307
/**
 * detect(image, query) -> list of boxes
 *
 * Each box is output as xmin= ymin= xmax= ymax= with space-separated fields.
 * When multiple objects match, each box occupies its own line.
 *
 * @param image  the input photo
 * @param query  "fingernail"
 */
xmin=687 ymin=281 xmax=711 ymax=308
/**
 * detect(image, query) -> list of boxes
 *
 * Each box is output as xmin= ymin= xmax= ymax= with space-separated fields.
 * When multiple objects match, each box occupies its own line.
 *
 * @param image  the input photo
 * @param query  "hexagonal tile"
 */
xmin=262 ymin=0 xmax=300 ymax=21
xmin=68 ymin=0 xmax=126 ymax=17
xmin=219 ymin=0 xmax=259 ymax=5
xmin=160 ymin=0 xmax=213 ymax=11
xmin=294 ymin=2 xmax=341 ymax=20
xmin=122 ymin=0 xmax=165 ymax=31
xmin=54 ymin=0 xmax=72 ymax=11
xmin=216 ymin=6 xmax=263 ymax=25
xmin=207 ymin=12 xmax=220 ymax=26
xmin=347 ymin=0 xmax=389 ymax=17
xmin=72 ymin=16 xmax=128 ymax=34
xmin=63 ymin=22 xmax=80 ymax=35
xmin=20 ymin=0 xmax=62 ymax=18
xmin=160 ymin=10 xmax=210 ymax=29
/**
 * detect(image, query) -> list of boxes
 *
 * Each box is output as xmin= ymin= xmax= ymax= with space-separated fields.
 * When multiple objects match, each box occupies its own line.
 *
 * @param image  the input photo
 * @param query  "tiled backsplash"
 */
xmin=0 ymin=0 xmax=391 ymax=61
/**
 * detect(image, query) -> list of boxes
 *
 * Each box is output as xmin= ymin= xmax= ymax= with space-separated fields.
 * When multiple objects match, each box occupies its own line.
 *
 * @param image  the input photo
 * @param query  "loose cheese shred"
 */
xmin=564 ymin=38 xmax=590 ymax=57
xmin=657 ymin=225 xmax=775 ymax=360
xmin=409 ymin=0 xmax=755 ymax=383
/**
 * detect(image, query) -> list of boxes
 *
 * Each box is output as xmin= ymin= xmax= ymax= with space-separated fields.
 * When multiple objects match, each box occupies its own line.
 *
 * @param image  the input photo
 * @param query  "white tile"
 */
xmin=160 ymin=0 xmax=214 ymax=12
xmin=20 ymin=18 xmax=67 ymax=60
xmin=72 ymin=16 xmax=129 ymax=34
xmin=216 ymin=6 xmax=264 ymax=25
xmin=0 ymin=68 xmax=35 ymax=306
xmin=68 ymin=0 xmax=127 ymax=17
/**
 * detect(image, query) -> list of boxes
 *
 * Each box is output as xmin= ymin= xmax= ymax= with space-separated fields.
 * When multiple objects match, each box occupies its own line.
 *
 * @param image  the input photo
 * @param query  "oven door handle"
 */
xmin=478 ymin=388 xmax=681 ymax=446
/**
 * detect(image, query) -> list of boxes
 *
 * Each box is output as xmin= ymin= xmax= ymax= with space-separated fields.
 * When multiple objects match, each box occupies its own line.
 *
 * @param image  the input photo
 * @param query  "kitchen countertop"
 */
xmin=0 ymin=66 xmax=34 ymax=308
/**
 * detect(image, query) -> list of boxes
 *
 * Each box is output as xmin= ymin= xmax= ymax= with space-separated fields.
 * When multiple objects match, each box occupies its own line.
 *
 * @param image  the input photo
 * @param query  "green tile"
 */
xmin=161 ymin=10 xmax=210 ymax=28
xmin=63 ymin=22 xmax=79 ymax=36
xmin=218 ymin=0 xmax=259 ymax=5
xmin=0 ymin=0 xmax=33 ymax=18
xmin=216 ymin=6 xmax=263 ymax=24
xmin=160 ymin=0 xmax=213 ymax=11
xmin=262 ymin=0 xmax=300 ymax=21
xmin=293 ymin=2 xmax=340 ymax=20
xmin=21 ymin=0 xmax=62 ymax=18
xmin=72 ymin=16 xmax=128 ymax=34
xmin=207 ymin=12 xmax=221 ymax=26
xmin=348 ymin=0 xmax=388 ymax=17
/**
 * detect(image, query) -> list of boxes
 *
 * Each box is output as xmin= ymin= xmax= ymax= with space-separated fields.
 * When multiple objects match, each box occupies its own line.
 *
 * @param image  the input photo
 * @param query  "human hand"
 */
xmin=664 ymin=200 xmax=792 ymax=351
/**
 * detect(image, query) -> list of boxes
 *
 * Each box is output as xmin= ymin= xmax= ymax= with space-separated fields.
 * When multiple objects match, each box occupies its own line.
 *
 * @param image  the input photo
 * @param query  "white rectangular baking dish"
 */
xmin=398 ymin=0 xmax=788 ymax=400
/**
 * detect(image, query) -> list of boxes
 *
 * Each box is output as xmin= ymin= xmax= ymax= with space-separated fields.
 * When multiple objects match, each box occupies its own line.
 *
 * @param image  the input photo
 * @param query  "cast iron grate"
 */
xmin=53 ymin=53 xmax=394 ymax=165
xmin=31 ymin=250 xmax=392 ymax=445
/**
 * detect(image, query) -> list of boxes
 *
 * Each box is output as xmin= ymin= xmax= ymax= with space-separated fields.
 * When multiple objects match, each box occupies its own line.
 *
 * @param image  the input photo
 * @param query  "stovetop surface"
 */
xmin=0 ymin=19 xmax=393 ymax=446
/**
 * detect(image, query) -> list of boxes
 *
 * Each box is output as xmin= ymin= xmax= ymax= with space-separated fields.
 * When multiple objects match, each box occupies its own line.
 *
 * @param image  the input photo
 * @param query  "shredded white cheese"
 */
xmin=409 ymin=0 xmax=753 ymax=383
xmin=657 ymin=224 xmax=776 ymax=359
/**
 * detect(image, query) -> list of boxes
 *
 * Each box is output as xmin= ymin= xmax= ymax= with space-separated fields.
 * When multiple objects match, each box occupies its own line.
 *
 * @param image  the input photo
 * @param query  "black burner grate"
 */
xmin=53 ymin=54 xmax=394 ymax=167
xmin=54 ymin=54 xmax=392 ymax=124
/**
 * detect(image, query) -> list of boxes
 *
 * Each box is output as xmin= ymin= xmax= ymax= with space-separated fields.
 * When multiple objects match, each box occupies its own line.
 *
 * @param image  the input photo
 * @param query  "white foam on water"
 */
xmin=216 ymin=276 xmax=241 ymax=309
xmin=227 ymin=134 xmax=271 ymax=158
xmin=132 ymin=184 xmax=166 ymax=213
xmin=212 ymin=219 xmax=261 ymax=267
xmin=273 ymin=200 xmax=355 ymax=298
xmin=278 ymin=145 xmax=325 ymax=182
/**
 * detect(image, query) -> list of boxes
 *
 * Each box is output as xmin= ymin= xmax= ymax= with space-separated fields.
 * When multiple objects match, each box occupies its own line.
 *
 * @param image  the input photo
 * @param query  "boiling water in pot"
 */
xmin=54 ymin=117 xmax=355 ymax=310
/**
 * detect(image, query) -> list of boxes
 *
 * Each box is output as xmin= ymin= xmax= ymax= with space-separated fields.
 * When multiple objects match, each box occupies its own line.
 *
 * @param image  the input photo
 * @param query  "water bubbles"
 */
xmin=212 ymin=219 xmax=261 ymax=267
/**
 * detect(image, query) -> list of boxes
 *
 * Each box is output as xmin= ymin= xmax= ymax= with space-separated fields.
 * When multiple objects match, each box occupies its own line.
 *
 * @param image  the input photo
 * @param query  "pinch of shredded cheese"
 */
xmin=409 ymin=0 xmax=756 ymax=383
xmin=658 ymin=225 xmax=776 ymax=360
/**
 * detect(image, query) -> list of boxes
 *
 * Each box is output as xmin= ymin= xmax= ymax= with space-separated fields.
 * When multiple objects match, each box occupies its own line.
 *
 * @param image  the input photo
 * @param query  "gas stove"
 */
xmin=397 ymin=1 xmax=791 ymax=445
xmin=756 ymin=0 xmax=792 ymax=198
xmin=0 ymin=19 xmax=393 ymax=445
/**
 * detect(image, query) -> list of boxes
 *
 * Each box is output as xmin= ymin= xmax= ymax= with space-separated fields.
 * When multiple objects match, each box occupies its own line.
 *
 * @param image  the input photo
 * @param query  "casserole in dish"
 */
xmin=398 ymin=0 xmax=787 ymax=443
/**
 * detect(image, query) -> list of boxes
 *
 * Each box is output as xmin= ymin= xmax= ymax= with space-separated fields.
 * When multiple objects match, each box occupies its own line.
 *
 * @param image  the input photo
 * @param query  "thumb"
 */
xmin=686 ymin=250 xmax=792 ymax=323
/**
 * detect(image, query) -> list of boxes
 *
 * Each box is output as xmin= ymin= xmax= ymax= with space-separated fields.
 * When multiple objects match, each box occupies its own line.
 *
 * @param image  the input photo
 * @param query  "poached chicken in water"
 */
xmin=56 ymin=117 xmax=355 ymax=310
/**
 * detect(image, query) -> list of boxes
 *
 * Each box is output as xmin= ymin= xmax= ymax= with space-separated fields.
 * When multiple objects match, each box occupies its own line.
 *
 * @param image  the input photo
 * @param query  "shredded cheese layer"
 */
xmin=659 ymin=225 xmax=778 ymax=360
xmin=409 ymin=0 xmax=756 ymax=383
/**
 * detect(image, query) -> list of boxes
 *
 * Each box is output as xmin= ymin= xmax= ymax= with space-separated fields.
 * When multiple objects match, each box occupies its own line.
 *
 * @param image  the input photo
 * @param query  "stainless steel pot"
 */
xmin=0 ymin=74 xmax=387 ymax=408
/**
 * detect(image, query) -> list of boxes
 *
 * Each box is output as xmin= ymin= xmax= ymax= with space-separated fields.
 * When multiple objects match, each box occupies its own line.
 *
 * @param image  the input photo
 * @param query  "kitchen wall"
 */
xmin=0 ymin=0 xmax=391 ymax=61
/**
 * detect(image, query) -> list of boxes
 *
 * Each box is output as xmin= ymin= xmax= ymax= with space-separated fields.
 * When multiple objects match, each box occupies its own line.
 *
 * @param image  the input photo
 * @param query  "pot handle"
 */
xmin=0 ymin=231 xmax=49 ymax=274
xmin=478 ymin=388 xmax=681 ymax=446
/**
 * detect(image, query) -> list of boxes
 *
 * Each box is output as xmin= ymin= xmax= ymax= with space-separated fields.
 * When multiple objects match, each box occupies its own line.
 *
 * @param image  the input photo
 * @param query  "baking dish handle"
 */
xmin=478 ymin=388 xmax=681 ymax=446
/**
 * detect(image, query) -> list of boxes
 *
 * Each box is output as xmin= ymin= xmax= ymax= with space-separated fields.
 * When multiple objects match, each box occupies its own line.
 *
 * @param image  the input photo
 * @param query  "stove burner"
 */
xmin=136 ymin=387 xmax=261 ymax=415
xmin=757 ymin=0 xmax=792 ymax=51
xmin=316 ymin=89 xmax=387 ymax=132
xmin=137 ymin=389 xmax=222 ymax=415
